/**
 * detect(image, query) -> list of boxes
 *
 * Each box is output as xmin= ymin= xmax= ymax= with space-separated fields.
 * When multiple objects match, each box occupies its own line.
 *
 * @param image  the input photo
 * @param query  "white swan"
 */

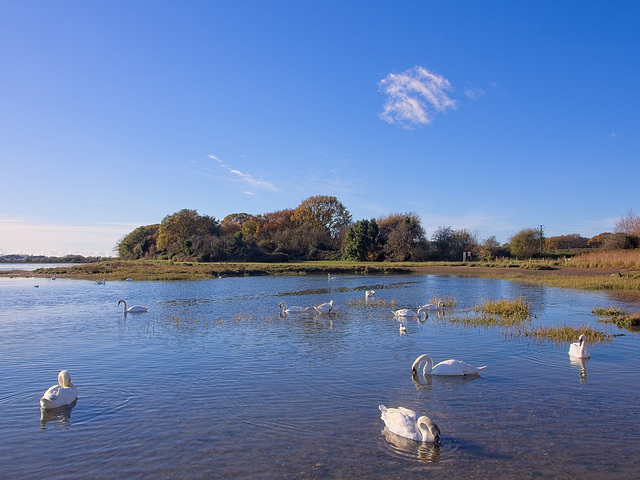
xmin=118 ymin=299 xmax=149 ymax=315
xmin=569 ymin=334 xmax=591 ymax=358
xmin=94 ymin=278 xmax=106 ymax=285
xmin=379 ymin=405 xmax=440 ymax=443
xmin=420 ymin=301 xmax=444 ymax=310
xmin=393 ymin=307 xmax=425 ymax=318
xmin=279 ymin=301 xmax=311 ymax=314
xmin=314 ymin=300 xmax=335 ymax=314
xmin=412 ymin=354 xmax=486 ymax=376
xmin=40 ymin=370 xmax=78 ymax=409
xmin=399 ymin=324 xmax=407 ymax=334
xmin=366 ymin=290 xmax=375 ymax=298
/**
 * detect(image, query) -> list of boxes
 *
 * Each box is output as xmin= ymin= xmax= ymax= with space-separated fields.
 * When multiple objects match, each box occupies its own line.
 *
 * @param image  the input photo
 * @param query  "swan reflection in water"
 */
xmin=569 ymin=356 xmax=588 ymax=383
xmin=40 ymin=400 xmax=76 ymax=429
xmin=411 ymin=371 xmax=481 ymax=391
xmin=381 ymin=427 xmax=441 ymax=463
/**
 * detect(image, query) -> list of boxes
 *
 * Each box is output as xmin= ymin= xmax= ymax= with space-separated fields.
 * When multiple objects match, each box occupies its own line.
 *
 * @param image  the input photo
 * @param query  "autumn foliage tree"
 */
xmin=156 ymin=209 xmax=219 ymax=259
xmin=292 ymin=196 xmax=352 ymax=238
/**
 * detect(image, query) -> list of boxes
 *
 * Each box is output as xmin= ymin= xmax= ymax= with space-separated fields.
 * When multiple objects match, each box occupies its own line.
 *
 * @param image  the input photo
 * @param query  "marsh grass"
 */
xmin=445 ymin=314 xmax=531 ymax=328
xmin=570 ymin=249 xmax=640 ymax=270
xmin=592 ymin=306 xmax=624 ymax=316
xmin=428 ymin=296 xmax=457 ymax=308
xmin=524 ymin=325 xmax=609 ymax=343
xmin=473 ymin=297 xmax=532 ymax=319
xmin=592 ymin=306 xmax=640 ymax=329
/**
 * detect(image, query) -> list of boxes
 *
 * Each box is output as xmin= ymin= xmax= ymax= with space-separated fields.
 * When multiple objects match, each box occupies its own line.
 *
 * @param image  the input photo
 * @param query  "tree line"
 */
xmin=116 ymin=196 xmax=640 ymax=262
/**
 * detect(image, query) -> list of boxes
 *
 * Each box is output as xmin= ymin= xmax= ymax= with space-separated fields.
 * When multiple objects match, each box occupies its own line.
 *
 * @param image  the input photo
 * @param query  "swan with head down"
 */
xmin=279 ymin=301 xmax=311 ymax=314
xmin=379 ymin=404 xmax=440 ymax=443
xmin=412 ymin=354 xmax=486 ymax=376
xmin=118 ymin=299 xmax=149 ymax=315
xmin=393 ymin=307 xmax=426 ymax=318
xmin=420 ymin=301 xmax=444 ymax=310
xmin=40 ymin=370 xmax=78 ymax=409
xmin=569 ymin=334 xmax=591 ymax=358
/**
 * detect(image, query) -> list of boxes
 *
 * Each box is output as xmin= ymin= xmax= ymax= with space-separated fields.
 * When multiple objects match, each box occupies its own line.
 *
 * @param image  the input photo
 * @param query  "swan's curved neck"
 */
xmin=417 ymin=416 xmax=439 ymax=442
xmin=412 ymin=354 xmax=434 ymax=375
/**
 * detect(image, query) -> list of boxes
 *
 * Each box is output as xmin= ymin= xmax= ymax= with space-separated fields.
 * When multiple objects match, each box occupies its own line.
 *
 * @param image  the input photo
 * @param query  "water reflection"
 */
xmin=40 ymin=400 xmax=76 ymax=429
xmin=411 ymin=372 xmax=481 ymax=391
xmin=569 ymin=356 xmax=588 ymax=383
xmin=382 ymin=427 xmax=441 ymax=463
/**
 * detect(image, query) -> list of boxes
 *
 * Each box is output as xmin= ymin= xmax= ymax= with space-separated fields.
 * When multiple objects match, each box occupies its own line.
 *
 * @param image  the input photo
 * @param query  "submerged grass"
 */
xmin=347 ymin=298 xmax=398 ymax=307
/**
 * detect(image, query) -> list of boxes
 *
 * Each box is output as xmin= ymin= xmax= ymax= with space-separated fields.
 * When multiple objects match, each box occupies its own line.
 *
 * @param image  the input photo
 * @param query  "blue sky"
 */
xmin=1 ymin=1 xmax=638 ymax=257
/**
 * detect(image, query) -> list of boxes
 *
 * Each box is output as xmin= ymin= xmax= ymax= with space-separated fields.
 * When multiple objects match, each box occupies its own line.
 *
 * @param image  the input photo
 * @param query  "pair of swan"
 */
xmin=40 ymin=370 xmax=78 ymax=409
xmin=412 ymin=354 xmax=486 ymax=376
xmin=379 ymin=405 xmax=441 ymax=443
xmin=278 ymin=300 xmax=336 ymax=315
xmin=569 ymin=334 xmax=591 ymax=358
xmin=118 ymin=299 xmax=149 ymax=315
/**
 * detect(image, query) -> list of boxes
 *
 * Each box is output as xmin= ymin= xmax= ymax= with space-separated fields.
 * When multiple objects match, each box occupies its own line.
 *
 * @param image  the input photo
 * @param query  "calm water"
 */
xmin=1 ymin=273 xmax=639 ymax=479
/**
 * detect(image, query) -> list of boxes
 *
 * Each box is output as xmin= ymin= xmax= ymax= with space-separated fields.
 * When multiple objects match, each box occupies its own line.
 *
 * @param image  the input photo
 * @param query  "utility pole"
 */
xmin=539 ymin=225 xmax=544 ymax=254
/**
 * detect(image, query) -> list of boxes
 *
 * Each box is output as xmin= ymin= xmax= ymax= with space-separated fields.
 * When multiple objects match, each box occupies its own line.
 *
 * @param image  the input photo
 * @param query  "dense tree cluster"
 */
xmin=116 ymin=197 xmax=640 ymax=262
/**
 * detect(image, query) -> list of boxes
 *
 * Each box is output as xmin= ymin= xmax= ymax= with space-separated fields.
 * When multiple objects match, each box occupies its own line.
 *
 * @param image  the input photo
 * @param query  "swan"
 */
xmin=40 ymin=370 xmax=78 ymax=409
xmin=379 ymin=405 xmax=440 ymax=443
xmin=399 ymin=324 xmax=407 ymax=334
xmin=412 ymin=354 xmax=486 ymax=376
xmin=393 ymin=307 xmax=425 ymax=318
xmin=366 ymin=290 xmax=375 ymax=298
xmin=420 ymin=301 xmax=444 ymax=310
xmin=279 ymin=301 xmax=311 ymax=314
xmin=94 ymin=278 xmax=106 ymax=285
xmin=314 ymin=300 xmax=335 ymax=314
xmin=569 ymin=334 xmax=591 ymax=358
xmin=118 ymin=299 xmax=149 ymax=315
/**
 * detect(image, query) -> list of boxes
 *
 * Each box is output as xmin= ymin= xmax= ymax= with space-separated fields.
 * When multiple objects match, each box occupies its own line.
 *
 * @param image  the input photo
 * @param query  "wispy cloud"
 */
xmin=207 ymin=154 xmax=278 ymax=193
xmin=463 ymin=84 xmax=485 ymax=100
xmin=0 ymin=216 xmax=134 ymax=256
xmin=379 ymin=66 xmax=456 ymax=128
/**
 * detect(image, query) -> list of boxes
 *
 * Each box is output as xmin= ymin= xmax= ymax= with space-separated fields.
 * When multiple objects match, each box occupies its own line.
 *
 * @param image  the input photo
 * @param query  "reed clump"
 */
xmin=473 ymin=297 xmax=532 ymax=320
xmin=524 ymin=325 xmax=609 ymax=343
xmin=592 ymin=306 xmax=640 ymax=329
xmin=445 ymin=314 xmax=530 ymax=328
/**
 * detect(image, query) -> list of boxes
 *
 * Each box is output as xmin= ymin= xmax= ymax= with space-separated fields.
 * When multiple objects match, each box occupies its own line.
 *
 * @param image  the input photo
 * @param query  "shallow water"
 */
xmin=1 ymin=274 xmax=639 ymax=479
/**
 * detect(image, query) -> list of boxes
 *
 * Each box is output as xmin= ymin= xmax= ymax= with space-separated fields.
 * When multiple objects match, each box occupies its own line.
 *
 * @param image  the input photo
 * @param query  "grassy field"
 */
xmin=2 ymin=250 xmax=640 ymax=295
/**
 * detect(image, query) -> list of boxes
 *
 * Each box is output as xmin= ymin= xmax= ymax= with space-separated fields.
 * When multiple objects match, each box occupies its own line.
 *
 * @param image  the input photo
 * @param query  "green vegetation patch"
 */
xmin=473 ymin=296 xmax=532 ymax=320
xmin=592 ymin=306 xmax=640 ymax=329
xmin=525 ymin=325 xmax=609 ymax=343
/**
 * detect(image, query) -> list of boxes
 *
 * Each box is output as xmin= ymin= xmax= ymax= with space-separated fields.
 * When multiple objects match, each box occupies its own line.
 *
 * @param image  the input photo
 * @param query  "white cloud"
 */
xmin=379 ymin=66 xmax=457 ymax=128
xmin=207 ymin=154 xmax=278 ymax=192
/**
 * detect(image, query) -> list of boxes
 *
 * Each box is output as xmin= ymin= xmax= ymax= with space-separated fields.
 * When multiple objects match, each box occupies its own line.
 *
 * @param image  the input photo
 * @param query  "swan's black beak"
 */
xmin=411 ymin=368 xmax=417 ymax=376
